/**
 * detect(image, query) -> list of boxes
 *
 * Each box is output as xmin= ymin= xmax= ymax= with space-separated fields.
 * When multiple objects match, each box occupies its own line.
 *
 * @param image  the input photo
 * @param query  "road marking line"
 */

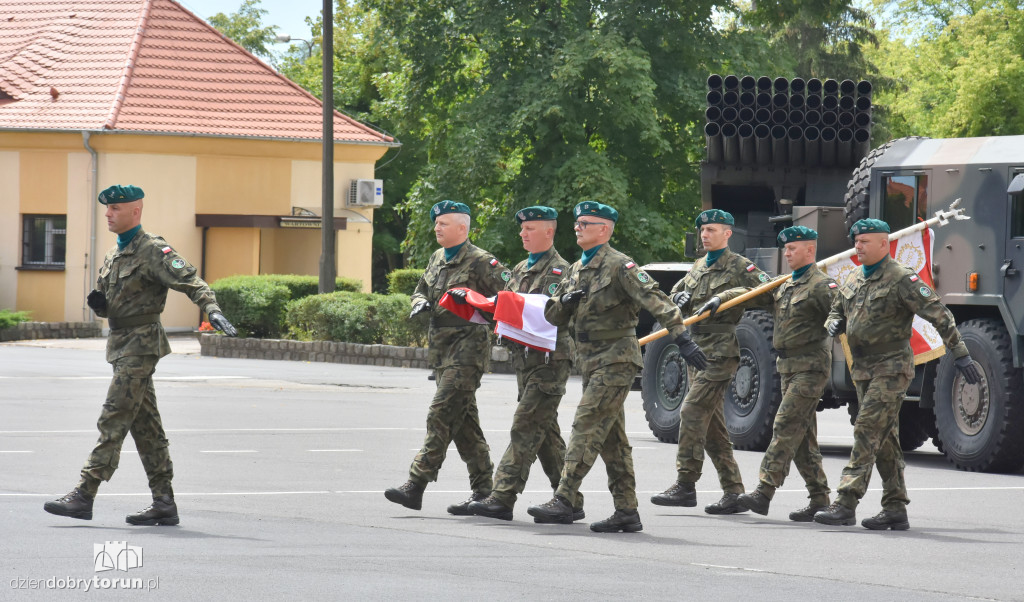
xmin=693 ymin=563 xmax=766 ymax=573
xmin=0 ymin=375 xmax=247 ymax=381
xmin=307 ymin=449 xmax=363 ymax=452
xmin=0 ymin=427 xmax=422 ymax=434
xmin=199 ymin=450 xmax=258 ymax=453
xmin=0 ymin=450 xmax=33 ymax=453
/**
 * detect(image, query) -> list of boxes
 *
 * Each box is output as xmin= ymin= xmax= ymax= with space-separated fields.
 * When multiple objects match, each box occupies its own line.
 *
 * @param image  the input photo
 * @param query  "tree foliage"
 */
xmin=208 ymin=0 xmax=279 ymax=61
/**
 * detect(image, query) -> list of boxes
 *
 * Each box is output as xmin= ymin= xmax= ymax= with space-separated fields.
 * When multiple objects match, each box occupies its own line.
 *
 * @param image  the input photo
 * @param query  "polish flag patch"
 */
xmin=551 ymin=267 xmax=562 ymax=275
xmin=489 ymin=258 xmax=499 ymax=266
xmin=161 ymin=246 xmax=173 ymax=254
xmin=828 ymin=282 xmax=838 ymax=289
xmin=746 ymin=264 xmax=756 ymax=272
xmin=625 ymin=261 xmax=636 ymax=269
xmin=909 ymin=275 xmax=919 ymax=282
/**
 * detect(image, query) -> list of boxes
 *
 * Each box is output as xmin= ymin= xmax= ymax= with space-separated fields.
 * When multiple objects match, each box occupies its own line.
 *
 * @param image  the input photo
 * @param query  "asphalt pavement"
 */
xmin=2 ymin=337 xmax=1022 ymax=601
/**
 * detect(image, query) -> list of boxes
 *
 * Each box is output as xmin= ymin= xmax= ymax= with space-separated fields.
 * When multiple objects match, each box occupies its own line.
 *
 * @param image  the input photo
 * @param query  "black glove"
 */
xmin=560 ymin=290 xmax=585 ymax=306
xmin=409 ymin=300 xmax=430 ymax=318
xmin=447 ymin=289 xmax=468 ymax=305
xmin=208 ymin=312 xmax=237 ymax=337
xmin=696 ymin=296 xmax=722 ymax=318
xmin=86 ymin=289 xmax=107 ymax=313
xmin=825 ymin=318 xmax=844 ymax=337
xmin=672 ymin=291 xmax=691 ymax=309
xmin=954 ymin=355 xmax=982 ymax=385
xmin=675 ymin=332 xmax=709 ymax=371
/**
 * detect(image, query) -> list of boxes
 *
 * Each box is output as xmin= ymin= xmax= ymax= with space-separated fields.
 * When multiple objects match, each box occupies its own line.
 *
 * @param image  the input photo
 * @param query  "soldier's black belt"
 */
xmin=690 ymin=324 xmax=734 ymax=334
xmin=107 ymin=313 xmax=160 ymax=330
xmin=776 ymin=341 xmax=827 ymax=359
xmin=430 ymin=316 xmax=479 ymax=328
xmin=849 ymin=339 xmax=911 ymax=358
xmin=577 ymin=328 xmax=635 ymax=343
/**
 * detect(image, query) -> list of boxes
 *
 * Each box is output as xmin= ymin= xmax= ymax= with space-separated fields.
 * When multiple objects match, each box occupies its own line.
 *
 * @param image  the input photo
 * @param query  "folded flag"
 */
xmin=437 ymin=289 xmax=493 ymax=324
xmin=438 ymin=289 xmax=558 ymax=352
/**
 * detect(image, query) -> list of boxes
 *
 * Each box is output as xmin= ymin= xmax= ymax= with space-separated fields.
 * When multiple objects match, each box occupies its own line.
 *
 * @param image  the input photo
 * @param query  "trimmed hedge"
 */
xmin=0 ymin=309 xmax=31 ymax=330
xmin=387 ymin=268 xmax=424 ymax=296
xmin=285 ymin=292 xmax=426 ymax=347
xmin=261 ymin=274 xmax=362 ymax=298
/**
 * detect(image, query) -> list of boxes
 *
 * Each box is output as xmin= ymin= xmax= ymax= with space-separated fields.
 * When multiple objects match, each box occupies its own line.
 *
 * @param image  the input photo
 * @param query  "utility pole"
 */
xmin=318 ymin=0 xmax=336 ymax=293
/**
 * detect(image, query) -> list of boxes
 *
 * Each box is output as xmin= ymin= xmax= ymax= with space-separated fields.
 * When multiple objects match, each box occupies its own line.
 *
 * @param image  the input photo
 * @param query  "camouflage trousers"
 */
xmin=755 ymin=370 xmax=830 ymax=504
xmin=836 ymin=373 xmax=911 ymax=511
xmin=675 ymin=358 xmax=744 ymax=493
xmin=555 ymin=363 xmax=637 ymax=511
xmin=491 ymin=358 xmax=579 ymax=509
xmin=409 ymin=365 xmax=493 ymax=494
xmin=79 ymin=355 xmax=173 ymax=498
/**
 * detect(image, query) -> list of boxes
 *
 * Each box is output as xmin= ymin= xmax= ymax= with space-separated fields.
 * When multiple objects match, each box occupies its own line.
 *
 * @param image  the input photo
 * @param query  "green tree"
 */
xmin=208 ymin=0 xmax=279 ymax=61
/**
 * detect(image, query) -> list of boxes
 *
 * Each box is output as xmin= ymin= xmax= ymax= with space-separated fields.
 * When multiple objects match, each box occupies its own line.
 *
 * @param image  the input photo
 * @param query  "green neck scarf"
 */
xmin=117 ymin=225 xmax=141 ymax=250
xmin=444 ymin=241 xmax=466 ymax=262
xmin=581 ymin=244 xmax=603 ymax=266
xmin=792 ymin=263 xmax=812 ymax=280
xmin=527 ymin=250 xmax=548 ymax=268
xmin=863 ymin=256 xmax=887 ymax=278
xmin=705 ymin=248 xmax=725 ymax=266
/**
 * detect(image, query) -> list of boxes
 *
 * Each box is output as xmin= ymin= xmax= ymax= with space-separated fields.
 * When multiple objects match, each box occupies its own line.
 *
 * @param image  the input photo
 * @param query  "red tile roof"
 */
xmin=0 ymin=0 xmax=394 ymax=144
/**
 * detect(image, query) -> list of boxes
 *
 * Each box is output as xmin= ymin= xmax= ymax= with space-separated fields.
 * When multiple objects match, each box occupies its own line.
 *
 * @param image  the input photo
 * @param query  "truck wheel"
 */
xmin=933 ymin=319 xmax=1024 ymax=472
xmin=725 ymin=310 xmax=782 ymax=451
xmin=641 ymin=326 xmax=687 ymax=443
xmin=898 ymin=403 xmax=934 ymax=451
xmin=843 ymin=136 xmax=928 ymax=229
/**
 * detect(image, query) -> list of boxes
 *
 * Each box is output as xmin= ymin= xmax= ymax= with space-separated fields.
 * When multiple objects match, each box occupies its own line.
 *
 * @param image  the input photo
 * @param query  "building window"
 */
xmin=21 ymin=214 xmax=67 ymax=270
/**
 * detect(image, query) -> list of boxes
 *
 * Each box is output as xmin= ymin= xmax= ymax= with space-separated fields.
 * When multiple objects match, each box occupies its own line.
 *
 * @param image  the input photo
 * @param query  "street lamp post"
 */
xmin=274 ymin=34 xmax=314 ymax=59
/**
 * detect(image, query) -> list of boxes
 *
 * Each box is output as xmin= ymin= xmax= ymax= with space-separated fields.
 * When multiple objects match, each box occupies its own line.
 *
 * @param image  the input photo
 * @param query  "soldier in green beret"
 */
xmin=385 ymin=201 xmax=510 ymax=514
xmin=462 ymin=206 xmax=584 ymax=521
xmin=652 ymin=208 xmax=770 ymax=515
xmin=815 ymin=219 xmax=981 ymax=530
xmin=708 ymin=225 xmax=838 ymax=521
xmin=44 ymin=185 xmax=236 ymax=526
xmin=527 ymin=201 xmax=708 ymax=532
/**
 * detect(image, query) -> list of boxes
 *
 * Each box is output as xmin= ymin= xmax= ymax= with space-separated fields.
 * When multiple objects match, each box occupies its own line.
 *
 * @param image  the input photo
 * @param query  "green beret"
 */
xmin=849 ymin=218 xmax=890 ymax=240
xmin=777 ymin=225 xmax=818 ymax=246
xmin=515 ymin=206 xmax=558 ymax=224
xmin=573 ymin=201 xmax=618 ymax=223
xmin=696 ymin=209 xmax=734 ymax=227
xmin=430 ymin=200 xmax=471 ymax=222
xmin=98 ymin=185 xmax=144 ymax=205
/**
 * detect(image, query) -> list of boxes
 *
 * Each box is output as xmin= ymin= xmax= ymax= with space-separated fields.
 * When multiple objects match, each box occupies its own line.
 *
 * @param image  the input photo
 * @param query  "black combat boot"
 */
xmin=43 ymin=488 xmax=93 ymax=520
xmin=736 ymin=490 xmax=771 ymax=516
xmin=572 ymin=506 xmax=585 ymax=521
xmin=650 ymin=481 xmax=697 ymax=507
xmin=861 ymin=508 xmax=910 ymax=531
xmin=526 ymin=495 xmax=574 ymax=524
xmin=705 ymin=493 xmax=748 ymax=515
xmin=384 ymin=480 xmax=425 ymax=510
xmin=468 ymin=495 xmax=514 ymax=521
xmin=590 ymin=509 xmax=643 ymax=533
xmin=789 ymin=501 xmax=828 ymax=522
xmin=813 ymin=501 xmax=856 ymax=526
xmin=126 ymin=495 xmax=179 ymax=526
xmin=447 ymin=492 xmax=488 ymax=516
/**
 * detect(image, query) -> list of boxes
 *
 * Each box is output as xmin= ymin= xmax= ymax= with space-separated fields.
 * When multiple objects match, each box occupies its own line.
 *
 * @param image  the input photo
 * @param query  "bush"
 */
xmin=210 ymin=276 xmax=290 ymax=338
xmin=387 ymin=268 xmax=424 ymax=295
xmin=0 ymin=309 xmax=31 ymax=330
xmin=261 ymin=274 xmax=362 ymax=299
xmin=285 ymin=292 xmax=426 ymax=347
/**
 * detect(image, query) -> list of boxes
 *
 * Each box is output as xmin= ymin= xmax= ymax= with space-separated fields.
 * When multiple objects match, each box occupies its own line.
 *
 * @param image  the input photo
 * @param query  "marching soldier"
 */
xmin=384 ymin=201 xmax=509 ymax=514
xmin=527 ymin=201 xmax=708 ymax=533
xmin=651 ymin=209 xmax=769 ymax=514
xmin=814 ymin=219 xmax=980 ymax=530
xmin=44 ymin=185 xmax=237 ymax=525
xmin=710 ymin=226 xmax=837 ymax=521
xmin=463 ymin=206 xmax=583 ymax=521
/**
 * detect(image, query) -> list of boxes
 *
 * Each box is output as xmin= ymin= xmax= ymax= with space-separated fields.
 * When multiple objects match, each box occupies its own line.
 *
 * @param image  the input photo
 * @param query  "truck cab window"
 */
xmin=1011 ymin=173 xmax=1024 ymax=238
xmin=882 ymin=174 xmax=928 ymax=230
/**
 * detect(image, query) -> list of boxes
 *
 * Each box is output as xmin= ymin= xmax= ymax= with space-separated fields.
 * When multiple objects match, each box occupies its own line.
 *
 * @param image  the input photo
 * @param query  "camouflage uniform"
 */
xmin=829 ymin=255 xmax=969 ymax=511
xmin=721 ymin=266 xmax=836 ymax=504
xmin=407 ymin=242 xmax=509 ymax=493
xmin=669 ymin=247 xmax=768 ymax=493
xmin=546 ymin=244 xmax=688 ymax=511
xmin=81 ymin=230 xmax=221 ymax=499
xmin=490 ymin=249 xmax=578 ymax=509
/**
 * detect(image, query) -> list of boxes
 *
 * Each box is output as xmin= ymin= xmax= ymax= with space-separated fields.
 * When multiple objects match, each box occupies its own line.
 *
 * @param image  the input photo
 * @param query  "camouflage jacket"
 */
xmin=721 ymin=266 xmax=837 ymax=374
xmin=95 ymin=229 xmax=221 ymax=363
xmin=828 ymin=255 xmax=969 ymax=380
xmin=506 ymin=248 xmax=574 ymax=364
xmin=412 ymin=242 xmax=509 ymax=370
xmin=670 ymin=248 xmax=768 ymax=379
xmin=545 ymin=244 xmax=686 ymax=374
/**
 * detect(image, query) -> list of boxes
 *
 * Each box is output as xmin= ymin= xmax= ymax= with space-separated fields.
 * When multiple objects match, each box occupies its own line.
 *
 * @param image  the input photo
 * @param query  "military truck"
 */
xmin=639 ymin=74 xmax=1024 ymax=473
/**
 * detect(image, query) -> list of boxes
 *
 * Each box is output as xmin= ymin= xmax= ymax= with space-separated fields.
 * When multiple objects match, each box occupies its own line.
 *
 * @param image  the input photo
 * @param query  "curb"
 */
xmin=0 ymin=321 xmax=102 ymax=342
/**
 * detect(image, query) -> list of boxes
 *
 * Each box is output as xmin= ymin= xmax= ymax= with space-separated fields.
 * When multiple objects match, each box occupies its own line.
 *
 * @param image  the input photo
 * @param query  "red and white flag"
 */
xmin=825 ymin=227 xmax=945 ymax=364
xmin=438 ymin=289 xmax=558 ymax=352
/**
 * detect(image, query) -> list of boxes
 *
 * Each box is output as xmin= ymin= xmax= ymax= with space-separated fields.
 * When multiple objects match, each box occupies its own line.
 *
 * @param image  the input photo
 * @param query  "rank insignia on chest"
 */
xmin=170 ymin=259 xmax=185 ymax=269
xmin=489 ymin=258 xmax=499 ymax=266
xmin=551 ymin=267 xmax=562 ymax=275
xmin=746 ymin=264 xmax=756 ymax=272
xmin=909 ymin=275 xmax=919 ymax=282
xmin=625 ymin=261 xmax=636 ymax=269
xmin=161 ymin=246 xmax=172 ymax=254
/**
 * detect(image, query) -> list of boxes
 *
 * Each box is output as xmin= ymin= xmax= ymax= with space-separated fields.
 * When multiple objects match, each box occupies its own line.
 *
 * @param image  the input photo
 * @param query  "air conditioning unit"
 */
xmin=348 ymin=179 xmax=383 ymax=207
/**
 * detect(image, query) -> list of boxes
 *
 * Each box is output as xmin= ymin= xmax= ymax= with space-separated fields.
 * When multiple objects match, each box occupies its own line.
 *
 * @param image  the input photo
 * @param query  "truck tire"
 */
xmin=641 ymin=325 xmax=688 ymax=443
xmin=933 ymin=319 xmax=1024 ymax=472
xmin=843 ymin=136 xmax=929 ymax=229
xmin=725 ymin=310 xmax=782 ymax=451
xmin=898 ymin=403 xmax=935 ymax=451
